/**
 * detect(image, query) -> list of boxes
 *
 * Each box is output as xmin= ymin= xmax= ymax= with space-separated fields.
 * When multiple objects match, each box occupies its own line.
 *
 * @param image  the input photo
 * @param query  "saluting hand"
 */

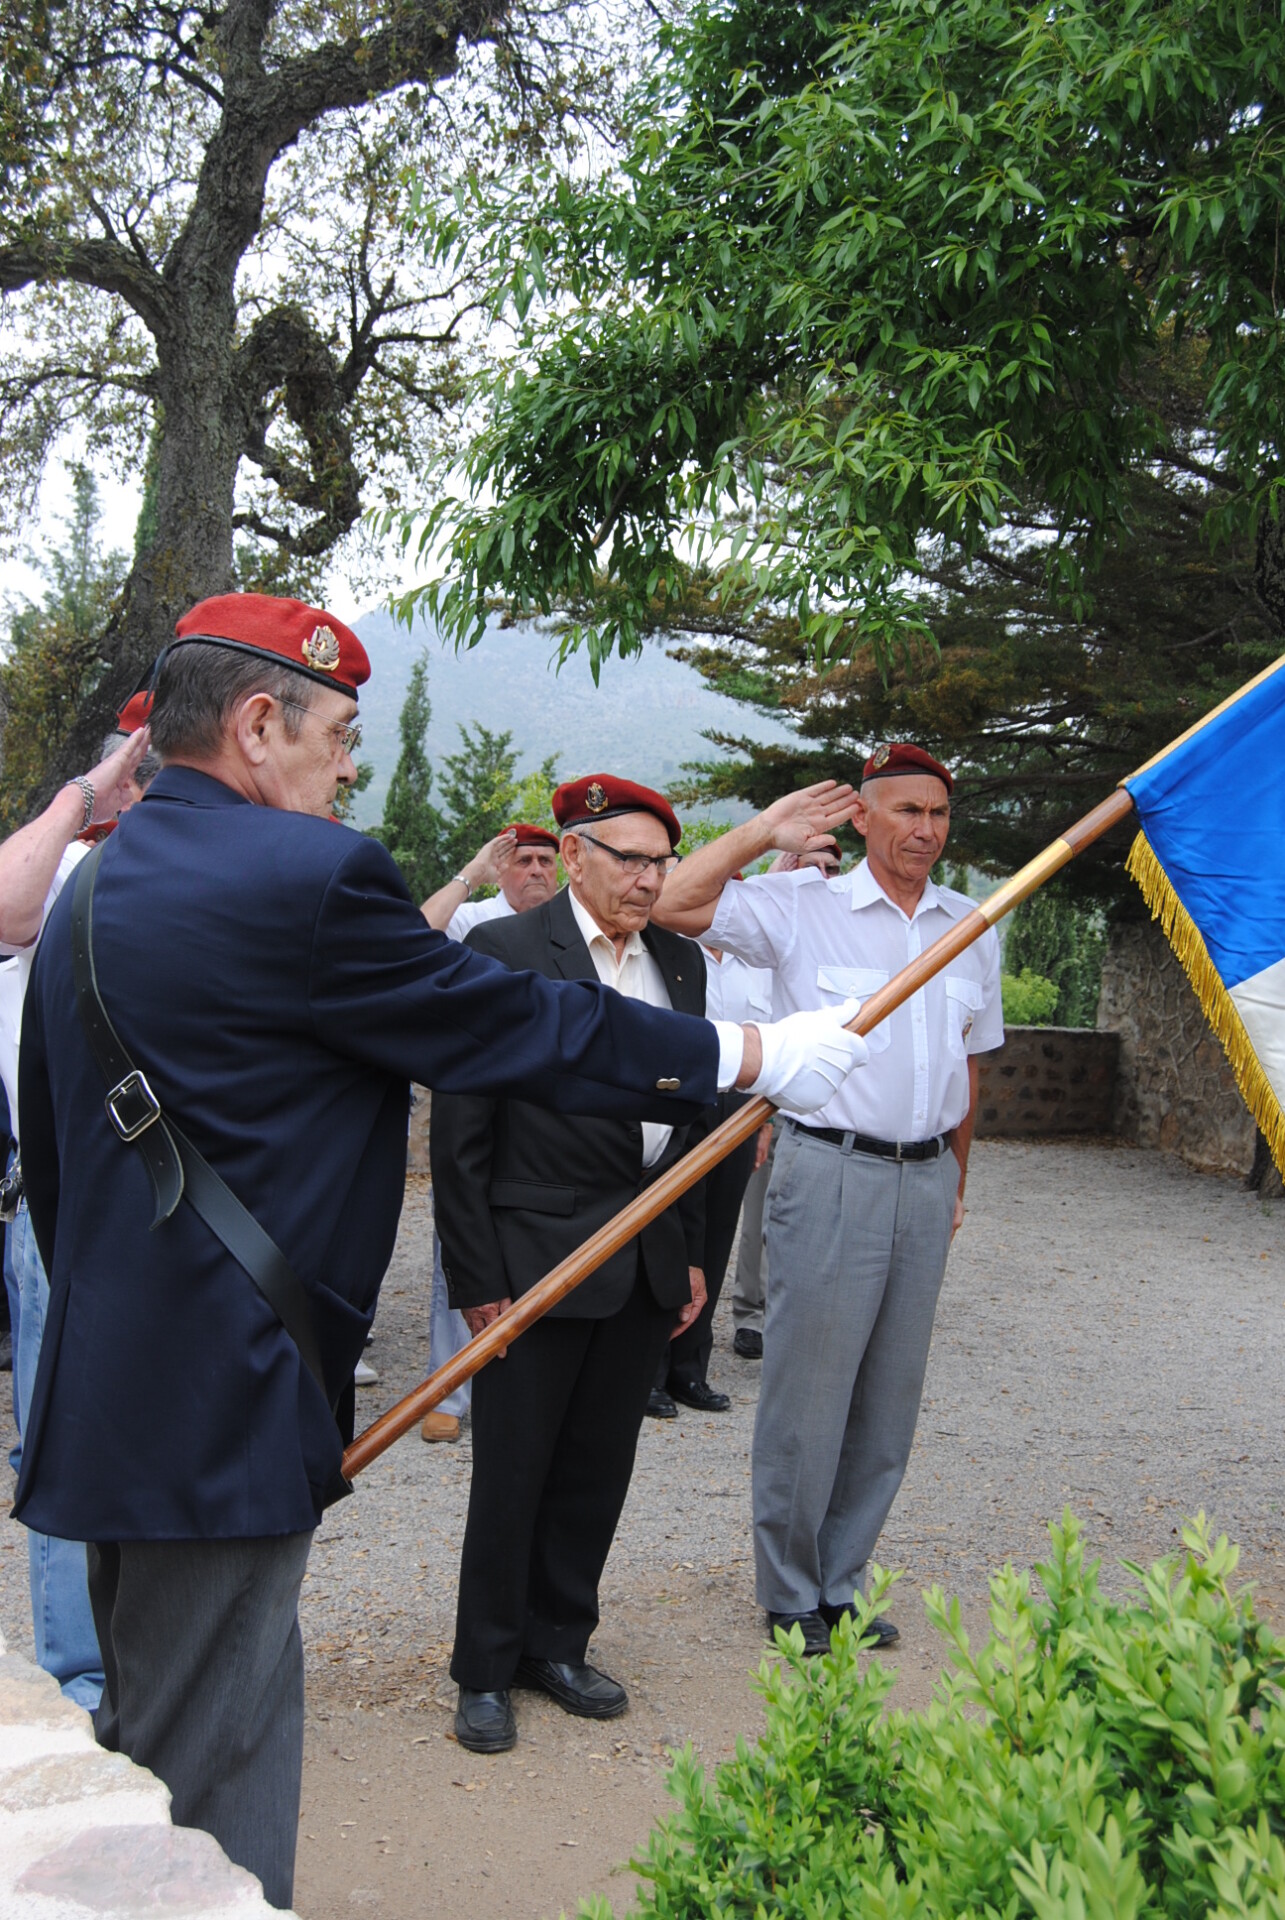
xmin=463 ymin=829 xmax=518 ymax=894
xmin=85 ymin=727 xmax=153 ymax=824
xmin=761 ymin=781 xmax=854 ymax=858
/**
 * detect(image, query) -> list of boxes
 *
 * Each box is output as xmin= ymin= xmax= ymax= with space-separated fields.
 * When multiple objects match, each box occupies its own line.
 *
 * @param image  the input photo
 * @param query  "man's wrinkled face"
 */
xmin=562 ymin=811 xmax=675 ymax=937
xmin=256 ymin=685 xmax=360 ymax=818
xmin=852 ymin=774 xmax=950 ymax=889
xmin=502 ymin=845 xmax=559 ymax=913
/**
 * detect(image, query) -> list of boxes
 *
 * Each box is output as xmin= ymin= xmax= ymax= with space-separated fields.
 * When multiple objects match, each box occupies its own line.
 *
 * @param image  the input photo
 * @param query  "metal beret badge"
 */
xmin=302 ymin=625 xmax=341 ymax=673
xmin=586 ymin=781 xmax=609 ymax=813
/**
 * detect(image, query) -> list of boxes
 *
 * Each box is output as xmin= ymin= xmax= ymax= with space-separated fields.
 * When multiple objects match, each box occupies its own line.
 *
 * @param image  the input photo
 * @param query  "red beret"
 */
xmin=506 ymin=822 xmax=560 ymax=851
xmin=552 ymin=775 xmax=681 ymax=849
xmin=173 ymin=593 xmax=370 ymax=700
xmin=862 ymin=742 xmax=953 ymax=795
xmin=115 ymin=689 xmax=153 ymax=733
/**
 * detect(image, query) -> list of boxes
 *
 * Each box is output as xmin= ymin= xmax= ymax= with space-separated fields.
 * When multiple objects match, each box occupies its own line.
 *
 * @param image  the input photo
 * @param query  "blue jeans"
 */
xmin=430 ymin=1230 xmax=471 ymax=1418
xmin=7 ymin=1192 xmax=105 ymax=1711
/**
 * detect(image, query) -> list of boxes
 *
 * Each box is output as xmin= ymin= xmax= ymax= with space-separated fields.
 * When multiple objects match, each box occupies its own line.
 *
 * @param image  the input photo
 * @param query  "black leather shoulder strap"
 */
xmin=69 ymin=844 xmax=331 ymax=1407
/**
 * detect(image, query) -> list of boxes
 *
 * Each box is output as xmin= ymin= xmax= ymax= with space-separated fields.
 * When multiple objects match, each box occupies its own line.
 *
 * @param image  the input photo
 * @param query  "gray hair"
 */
xmin=148 ymin=642 xmax=317 ymax=760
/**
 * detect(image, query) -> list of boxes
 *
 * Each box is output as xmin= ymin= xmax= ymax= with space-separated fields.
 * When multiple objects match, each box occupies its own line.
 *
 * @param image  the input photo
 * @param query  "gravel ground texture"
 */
xmin=0 ymin=1138 xmax=1282 ymax=1920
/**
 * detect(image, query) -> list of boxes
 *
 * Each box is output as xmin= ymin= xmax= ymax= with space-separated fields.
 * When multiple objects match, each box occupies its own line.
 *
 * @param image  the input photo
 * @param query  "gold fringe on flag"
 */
xmin=1126 ymin=831 xmax=1285 ymax=1178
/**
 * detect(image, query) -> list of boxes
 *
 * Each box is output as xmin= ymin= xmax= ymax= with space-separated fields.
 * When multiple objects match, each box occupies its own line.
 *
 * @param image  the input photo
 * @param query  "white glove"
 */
xmin=748 ymin=1000 xmax=869 ymax=1112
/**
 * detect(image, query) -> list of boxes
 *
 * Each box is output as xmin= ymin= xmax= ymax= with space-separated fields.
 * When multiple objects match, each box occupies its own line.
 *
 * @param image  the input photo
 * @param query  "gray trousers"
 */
xmin=730 ymin=1135 xmax=775 ymax=1333
xmin=752 ymin=1125 xmax=957 ymax=1613
xmin=89 ymin=1531 xmax=313 ymax=1910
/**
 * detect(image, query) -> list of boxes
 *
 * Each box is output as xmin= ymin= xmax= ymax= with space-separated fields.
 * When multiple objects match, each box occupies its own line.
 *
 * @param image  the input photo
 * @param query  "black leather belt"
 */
xmin=791 ymin=1121 xmax=946 ymax=1161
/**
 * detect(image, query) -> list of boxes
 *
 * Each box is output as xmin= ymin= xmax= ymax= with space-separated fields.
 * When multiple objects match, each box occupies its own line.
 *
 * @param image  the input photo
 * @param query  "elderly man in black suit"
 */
xmin=435 ymin=776 xmax=747 ymax=1753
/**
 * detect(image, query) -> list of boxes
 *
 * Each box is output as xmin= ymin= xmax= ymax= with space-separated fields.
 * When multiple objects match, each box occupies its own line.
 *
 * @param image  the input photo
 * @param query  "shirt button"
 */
xmin=655 ymin=1077 xmax=681 ymax=1091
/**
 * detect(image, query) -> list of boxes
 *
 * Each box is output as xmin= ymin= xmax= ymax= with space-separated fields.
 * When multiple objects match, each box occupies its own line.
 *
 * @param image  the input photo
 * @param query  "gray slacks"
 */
xmin=730 ymin=1131 xmax=776 ymax=1334
xmin=88 ymin=1531 xmax=313 ymax=1910
xmin=752 ymin=1125 xmax=957 ymax=1614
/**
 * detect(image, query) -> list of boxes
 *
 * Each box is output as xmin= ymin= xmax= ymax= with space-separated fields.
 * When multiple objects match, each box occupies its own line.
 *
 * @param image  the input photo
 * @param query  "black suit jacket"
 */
xmin=432 ymin=889 xmax=710 ymax=1319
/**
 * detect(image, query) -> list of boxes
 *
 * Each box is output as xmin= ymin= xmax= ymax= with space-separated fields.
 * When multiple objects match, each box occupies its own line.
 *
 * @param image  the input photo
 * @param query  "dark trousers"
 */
xmin=451 ymin=1270 xmax=676 ymax=1690
xmin=89 ymin=1531 xmax=313 ymax=1910
xmin=658 ymin=1091 xmax=757 ymax=1392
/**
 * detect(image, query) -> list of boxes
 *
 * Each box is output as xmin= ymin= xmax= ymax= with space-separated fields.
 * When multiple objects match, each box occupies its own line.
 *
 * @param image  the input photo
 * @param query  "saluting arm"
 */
xmin=653 ymin=781 xmax=857 ymax=935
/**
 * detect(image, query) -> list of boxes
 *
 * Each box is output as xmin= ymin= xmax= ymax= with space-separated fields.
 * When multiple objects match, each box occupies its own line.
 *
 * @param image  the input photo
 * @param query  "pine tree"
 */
xmin=378 ymin=654 xmax=440 ymax=903
xmin=0 ymin=467 xmax=127 ymax=828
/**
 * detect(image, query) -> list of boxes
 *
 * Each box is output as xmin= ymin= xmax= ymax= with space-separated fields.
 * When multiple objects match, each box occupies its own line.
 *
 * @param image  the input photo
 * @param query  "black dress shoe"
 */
xmin=819 ymin=1602 xmax=899 ymax=1647
xmin=645 ymin=1386 xmax=678 ymax=1419
xmin=455 ymin=1687 xmax=516 ymax=1753
xmin=732 ymin=1328 xmax=762 ymax=1359
xmin=766 ymin=1610 xmax=831 ymax=1657
xmin=668 ymin=1377 xmax=731 ymax=1413
xmin=515 ymin=1657 xmax=628 ymax=1719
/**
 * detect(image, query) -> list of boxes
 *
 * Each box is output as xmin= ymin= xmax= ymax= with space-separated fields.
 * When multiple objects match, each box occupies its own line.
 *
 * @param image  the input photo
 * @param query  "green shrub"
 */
xmin=578 ymin=1515 xmax=1285 ymax=1920
xmin=1002 ymin=966 xmax=1061 ymax=1026
xmin=1004 ymin=883 xmax=1108 ymax=1029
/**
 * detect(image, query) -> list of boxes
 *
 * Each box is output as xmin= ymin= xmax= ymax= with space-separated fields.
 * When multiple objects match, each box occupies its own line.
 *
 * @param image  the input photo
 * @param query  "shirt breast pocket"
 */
xmin=944 ymin=975 xmax=984 ymax=1058
xmin=815 ymin=965 xmax=892 ymax=1054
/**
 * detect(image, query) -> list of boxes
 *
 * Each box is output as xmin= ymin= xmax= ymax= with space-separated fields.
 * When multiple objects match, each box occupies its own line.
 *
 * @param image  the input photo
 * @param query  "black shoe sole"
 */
xmin=514 ymin=1663 xmax=628 ymax=1719
xmin=454 ymin=1717 xmax=516 ymax=1753
xmin=669 ymin=1389 xmax=731 ymax=1413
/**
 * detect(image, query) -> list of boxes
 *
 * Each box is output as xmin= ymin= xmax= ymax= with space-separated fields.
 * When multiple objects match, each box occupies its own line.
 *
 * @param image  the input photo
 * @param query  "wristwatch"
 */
xmin=452 ymin=873 xmax=473 ymax=897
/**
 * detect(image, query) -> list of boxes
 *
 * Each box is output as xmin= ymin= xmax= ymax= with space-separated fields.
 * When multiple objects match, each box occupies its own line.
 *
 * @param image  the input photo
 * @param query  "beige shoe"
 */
xmin=420 ymin=1411 xmax=461 ymax=1443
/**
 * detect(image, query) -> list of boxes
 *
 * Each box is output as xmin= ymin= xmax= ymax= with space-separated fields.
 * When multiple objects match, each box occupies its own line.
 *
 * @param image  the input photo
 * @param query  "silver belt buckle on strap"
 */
xmin=106 ymin=1071 xmax=162 ymax=1142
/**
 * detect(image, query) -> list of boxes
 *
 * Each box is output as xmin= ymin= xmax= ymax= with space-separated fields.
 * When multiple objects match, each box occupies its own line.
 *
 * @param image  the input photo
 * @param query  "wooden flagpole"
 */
xmin=342 ymin=785 xmax=1135 ymax=1480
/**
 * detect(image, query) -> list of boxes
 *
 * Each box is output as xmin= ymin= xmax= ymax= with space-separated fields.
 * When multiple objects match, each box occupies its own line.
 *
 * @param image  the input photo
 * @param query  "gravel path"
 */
xmin=1 ymin=1138 xmax=1281 ymax=1919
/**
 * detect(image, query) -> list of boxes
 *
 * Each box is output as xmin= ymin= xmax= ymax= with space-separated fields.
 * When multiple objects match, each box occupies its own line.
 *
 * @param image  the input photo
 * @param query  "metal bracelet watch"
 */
xmin=68 ymin=776 xmax=95 ymax=832
xmin=452 ymin=873 xmax=473 ymax=897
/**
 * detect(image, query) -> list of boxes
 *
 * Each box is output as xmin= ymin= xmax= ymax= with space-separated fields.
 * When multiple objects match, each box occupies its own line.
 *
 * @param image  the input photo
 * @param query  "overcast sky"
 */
xmin=0 ymin=449 xmax=419 ymax=629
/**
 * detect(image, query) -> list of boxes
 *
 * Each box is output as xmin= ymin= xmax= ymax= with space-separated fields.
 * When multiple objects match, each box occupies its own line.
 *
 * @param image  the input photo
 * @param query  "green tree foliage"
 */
xmin=663 ymin=452 xmax=1276 ymax=895
xmin=430 ymin=723 xmax=558 ymax=889
xmin=378 ymin=653 xmax=439 ymax=903
xmin=578 ymin=1514 xmax=1285 ymax=1920
xmin=376 ymin=649 xmax=558 ymax=899
xmin=1001 ymin=966 xmax=1061 ymax=1026
xmin=0 ymin=466 xmax=126 ymax=831
xmin=404 ymin=0 xmax=1285 ymax=681
xmin=1005 ymin=882 xmax=1107 ymax=1028
xmin=0 ymin=0 xmax=628 ymax=814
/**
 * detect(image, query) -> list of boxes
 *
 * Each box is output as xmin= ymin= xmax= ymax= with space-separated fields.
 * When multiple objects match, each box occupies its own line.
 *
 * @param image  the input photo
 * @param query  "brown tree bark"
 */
xmin=1 ymin=0 xmax=509 ymax=812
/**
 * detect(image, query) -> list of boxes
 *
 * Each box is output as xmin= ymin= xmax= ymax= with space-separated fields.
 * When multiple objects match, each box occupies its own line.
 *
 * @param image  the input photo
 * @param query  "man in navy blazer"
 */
xmin=12 ymin=593 xmax=869 ymax=1907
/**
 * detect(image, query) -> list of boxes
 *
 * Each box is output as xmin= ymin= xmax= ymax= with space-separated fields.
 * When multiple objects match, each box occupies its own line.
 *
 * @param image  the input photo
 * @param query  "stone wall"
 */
xmin=0 ymin=1627 xmax=288 ymax=1916
xmin=975 ymin=1027 xmax=1119 ymax=1137
xmin=1098 ymin=917 xmax=1274 ymax=1183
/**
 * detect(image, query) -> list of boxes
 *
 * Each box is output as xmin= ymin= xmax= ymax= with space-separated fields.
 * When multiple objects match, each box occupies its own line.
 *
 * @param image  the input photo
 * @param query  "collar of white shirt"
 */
xmin=847 ymin=857 xmax=961 ymax=924
xmin=567 ymin=886 xmax=646 ymax=975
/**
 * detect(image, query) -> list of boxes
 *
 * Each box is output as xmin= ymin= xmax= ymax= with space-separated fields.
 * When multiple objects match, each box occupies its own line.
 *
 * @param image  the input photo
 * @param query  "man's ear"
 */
xmin=560 ymin=833 xmax=582 ymax=882
xmin=233 ymin=693 xmax=276 ymax=766
xmin=849 ymin=791 xmax=871 ymax=838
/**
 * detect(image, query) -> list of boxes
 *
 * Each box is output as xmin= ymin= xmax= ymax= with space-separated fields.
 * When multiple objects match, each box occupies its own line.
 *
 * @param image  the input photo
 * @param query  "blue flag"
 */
xmin=1124 ymin=653 xmax=1285 ymax=1177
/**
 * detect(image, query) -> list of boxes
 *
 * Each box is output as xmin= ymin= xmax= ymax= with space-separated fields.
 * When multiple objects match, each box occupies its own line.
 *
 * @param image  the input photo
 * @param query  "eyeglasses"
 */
xmin=278 ymin=698 xmax=362 ymax=756
xmin=575 ymin=832 xmax=682 ymax=879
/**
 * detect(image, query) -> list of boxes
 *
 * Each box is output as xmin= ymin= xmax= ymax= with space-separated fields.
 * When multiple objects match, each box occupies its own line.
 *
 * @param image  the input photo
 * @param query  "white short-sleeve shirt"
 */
xmin=446 ymin=892 xmax=516 ymax=942
xmin=701 ymin=948 xmax=775 ymax=1026
xmin=0 ymin=840 xmax=90 ymax=1145
xmin=708 ymin=858 xmax=1003 ymax=1139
